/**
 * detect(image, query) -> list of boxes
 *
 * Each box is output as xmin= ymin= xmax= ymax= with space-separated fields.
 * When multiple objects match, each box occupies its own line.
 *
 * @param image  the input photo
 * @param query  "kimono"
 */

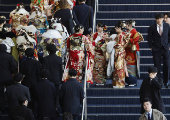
xmin=92 ymin=32 xmax=107 ymax=84
xmin=125 ymin=28 xmax=140 ymax=85
xmin=112 ymin=33 xmax=130 ymax=88
xmin=40 ymin=29 xmax=63 ymax=57
xmin=16 ymin=25 xmax=38 ymax=62
xmin=62 ymin=33 xmax=95 ymax=83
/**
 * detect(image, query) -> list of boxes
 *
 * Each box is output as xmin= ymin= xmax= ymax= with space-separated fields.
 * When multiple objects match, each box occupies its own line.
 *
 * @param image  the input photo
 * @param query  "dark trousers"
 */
xmin=152 ymin=47 xmax=169 ymax=84
xmin=73 ymin=115 xmax=79 ymax=120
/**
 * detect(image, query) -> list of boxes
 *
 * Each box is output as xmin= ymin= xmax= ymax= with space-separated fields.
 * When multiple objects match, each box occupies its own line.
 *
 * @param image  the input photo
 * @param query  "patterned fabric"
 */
xmin=112 ymin=33 xmax=130 ymax=88
xmin=92 ymin=32 xmax=107 ymax=84
xmin=125 ymin=28 xmax=140 ymax=84
xmin=62 ymin=33 xmax=95 ymax=83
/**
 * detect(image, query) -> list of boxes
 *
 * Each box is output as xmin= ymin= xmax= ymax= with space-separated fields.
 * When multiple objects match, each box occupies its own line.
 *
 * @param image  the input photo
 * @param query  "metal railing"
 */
xmin=93 ymin=0 xmax=98 ymax=33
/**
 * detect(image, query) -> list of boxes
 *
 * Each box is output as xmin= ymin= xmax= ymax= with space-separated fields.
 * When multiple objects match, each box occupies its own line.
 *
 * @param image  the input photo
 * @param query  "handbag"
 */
xmin=131 ymin=41 xmax=137 ymax=51
xmin=69 ymin=10 xmax=76 ymax=34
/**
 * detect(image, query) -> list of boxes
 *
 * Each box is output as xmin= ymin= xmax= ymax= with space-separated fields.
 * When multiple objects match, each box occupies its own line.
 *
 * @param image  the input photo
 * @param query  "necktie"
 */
xmin=159 ymin=25 xmax=162 ymax=36
xmin=148 ymin=113 xmax=151 ymax=120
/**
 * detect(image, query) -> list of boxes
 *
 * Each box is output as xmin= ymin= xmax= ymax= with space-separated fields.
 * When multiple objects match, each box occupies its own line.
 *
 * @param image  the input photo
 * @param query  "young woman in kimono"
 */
xmin=62 ymin=24 xmax=95 ymax=83
xmin=112 ymin=21 xmax=131 ymax=88
xmin=92 ymin=22 xmax=108 ymax=85
xmin=125 ymin=20 xmax=140 ymax=86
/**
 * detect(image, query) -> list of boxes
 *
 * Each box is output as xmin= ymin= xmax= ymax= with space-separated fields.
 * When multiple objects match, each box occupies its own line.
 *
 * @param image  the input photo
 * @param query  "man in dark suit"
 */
xmin=42 ymin=44 xmax=62 ymax=108
xmin=6 ymin=73 xmax=31 ymax=116
xmin=73 ymin=0 xmax=93 ymax=35
xmin=60 ymin=69 xmax=84 ymax=120
xmin=0 ymin=44 xmax=17 ymax=112
xmin=33 ymin=69 xmax=57 ymax=120
xmin=11 ymin=96 xmax=34 ymax=120
xmin=139 ymin=67 xmax=165 ymax=114
xmin=147 ymin=13 xmax=170 ymax=88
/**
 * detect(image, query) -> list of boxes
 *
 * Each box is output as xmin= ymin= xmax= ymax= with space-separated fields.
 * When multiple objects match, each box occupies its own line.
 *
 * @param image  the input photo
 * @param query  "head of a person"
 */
xmin=74 ymin=24 xmax=84 ymax=34
xmin=0 ymin=18 xmax=5 ymax=26
xmin=2 ymin=23 xmax=12 ymax=32
xmin=46 ymin=44 xmax=57 ymax=54
xmin=143 ymin=98 xmax=152 ymax=113
xmin=16 ymin=2 xmax=25 ymax=10
xmin=96 ymin=22 xmax=106 ymax=33
xmin=109 ymin=27 xmax=117 ymax=35
xmin=13 ymin=73 xmax=23 ymax=83
xmin=155 ymin=13 xmax=164 ymax=25
xmin=126 ymin=20 xmax=136 ymax=29
xmin=39 ymin=69 xmax=50 ymax=78
xmin=164 ymin=12 xmax=170 ymax=24
xmin=69 ymin=69 xmax=77 ymax=78
xmin=63 ymin=112 xmax=73 ymax=120
xmin=58 ymin=0 xmax=70 ymax=9
xmin=78 ymin=0 xmax=86 ymax=3
xmin=0 ymin=16 xmax=6 ymax=24
xmin=25 ymin=48 xmax=34 ymax=58
xmin=148 ymin=66 xmax=158 ymax=78
xmin=0 ymin=44 xmax=7 ymax=52
xmin=18 ymin=96 xmax=28 ymax=106
xmin=115 ymin=21 xmax=123 ymax=33
xmin=20 ymin=16 xmax=29 ymax=25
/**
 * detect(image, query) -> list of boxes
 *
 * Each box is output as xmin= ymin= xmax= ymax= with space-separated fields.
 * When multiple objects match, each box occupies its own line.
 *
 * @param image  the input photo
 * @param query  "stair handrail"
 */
xmin=93 ymin=0 xmax=98 ymax=33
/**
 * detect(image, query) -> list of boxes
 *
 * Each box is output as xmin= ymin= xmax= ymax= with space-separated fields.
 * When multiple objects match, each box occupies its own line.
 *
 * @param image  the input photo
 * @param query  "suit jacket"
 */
xmin=139 ymin=77 xmax=166 ymax=114
xmin=20 ymin=58 xmax=41 ymax=88
xmin=73 ymin=3 xmax=93 ymax=32
xmin=6 ymin=83 xmax=31 ymax=109
xmin=42 ymin=53 xmax=62 ymax=85
xmin=0 ymin=52 xmax=17 ymax=85
xmin=139 ymin=109 xmax=167 ymax=120
xmin=147 ymin=22 xmax=170 ymax=51
xmin=11 ymin=105 xmax=34 ymax=120
xmin=54 ymin=8 xmax=79 ymax=34
xmin=34 ymin=79 xmax=57 ymax=119
xmin=59 ymin=78 xmax=84 ymax=115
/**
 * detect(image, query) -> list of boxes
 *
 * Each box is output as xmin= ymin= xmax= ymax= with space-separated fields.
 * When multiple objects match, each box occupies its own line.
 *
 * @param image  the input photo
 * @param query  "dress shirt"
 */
xmin=145 ymin=109 xmax=153 ymax=120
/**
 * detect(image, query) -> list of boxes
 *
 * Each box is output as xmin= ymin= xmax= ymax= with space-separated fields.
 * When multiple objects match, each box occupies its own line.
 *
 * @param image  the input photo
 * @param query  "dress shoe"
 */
xmin=164 ymin=83 xmax=169 ymax=88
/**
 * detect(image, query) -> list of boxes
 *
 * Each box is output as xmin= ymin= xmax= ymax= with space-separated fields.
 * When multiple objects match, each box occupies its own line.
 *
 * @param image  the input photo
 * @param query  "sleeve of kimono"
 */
xmin=152 ymin=77 xmax=163 ymax=89
xmin=129 ymin=29 xmax=139 ymax=45
xmin=84 ymin=36 xmax=95 ymax=56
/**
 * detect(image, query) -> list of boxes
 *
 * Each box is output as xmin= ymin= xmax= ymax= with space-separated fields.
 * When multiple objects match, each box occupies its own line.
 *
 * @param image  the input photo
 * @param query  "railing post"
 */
xmin=93 ymin=0 xmax=97 ymax=33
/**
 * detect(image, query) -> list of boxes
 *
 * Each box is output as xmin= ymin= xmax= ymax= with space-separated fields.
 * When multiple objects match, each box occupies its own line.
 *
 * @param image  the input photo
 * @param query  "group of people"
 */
xmin=0 ymin=0 xmax=170 ymax=120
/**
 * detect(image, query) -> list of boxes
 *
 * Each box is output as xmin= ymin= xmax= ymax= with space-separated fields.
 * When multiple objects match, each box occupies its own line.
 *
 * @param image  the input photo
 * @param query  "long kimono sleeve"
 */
xmin=129 ymin=29 xmax=139 ymax=45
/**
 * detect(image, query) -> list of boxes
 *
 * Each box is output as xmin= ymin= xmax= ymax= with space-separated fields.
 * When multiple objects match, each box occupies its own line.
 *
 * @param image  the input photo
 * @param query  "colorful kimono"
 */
xmin=112 ymin=33 xmax=130 ymax=88
xmin=125 ymin=28 xmax=140 ymax=85
xmin=62 ymin=33 xmax=95 ymax=83
xmin=92 ymin=32 xmax=107 ymax=84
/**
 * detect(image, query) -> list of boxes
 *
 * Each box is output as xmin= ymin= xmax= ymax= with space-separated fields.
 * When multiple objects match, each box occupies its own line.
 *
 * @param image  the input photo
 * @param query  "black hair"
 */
xmin=2 ymin=23 xmax=12 ymax=32
xmin=18 ymin=96 xmax=28 ymax=106
xmin=115 ymin=20 xmax=123 ymax=29
xmin=25 ymin=48 xmax=34 ymax=57
xmin=0 ymin=18 xmax=4 ymax=25
xmin=78 ymin=0 xmax=86 ymax=2
xmin=63 ymin=112 xmax=73 ymax=120
xmin=97 ymin=22 xmax=105 ymax=27
xmin=109 ymin=27 xmax=117 ymax=35
xmin=69 ymin=69 xmax=77 ymax=77
xmin=155 ymin=13 xmax=164 ymax=19
xmin=43 ymin=117 xmax=50 ymax=120
xmin=74 ymin=24 xmax=84 ymax=33
xmin=0 ymin=44 xmax=7 ymax=52
xmin=39 ymin=69 xmax=50 ymax=78
xmin=46 ymin=44 xmax=57 ymax=54
xmin=164 ymin=12 xmax=170 ymax=18
xmin=13 ymin=73 xmax=23 ymax=82
xmin=143 ymin=98 xmax=152 ymax=104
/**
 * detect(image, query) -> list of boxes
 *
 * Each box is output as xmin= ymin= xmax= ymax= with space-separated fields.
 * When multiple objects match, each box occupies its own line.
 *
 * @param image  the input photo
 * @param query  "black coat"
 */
xmin=11 ymin=105 xmax=34 ymax=120
xmin=59 ymin=78 xmax=84 ymax=115
xmin=0 ymin=52 xmax=17 ymax=85
xmin=6 ymin=83 xmax=31 ymax=111
xmin=20 ymin=58 xmax=41 ymax=88
xmin=34 ymin=79 xmax=57 ymax=119
xmin=73 ymin=3 xmax=93 ymax=33
xmin=54 ymin=8 xmax=79 ymax=34
xmin=42 ymin=53 xmax=62 ymax=85
xmin=139 ymin=77 xmax=166 ymax=114
xmin=147 ymin=22 xmax=170 ymax=51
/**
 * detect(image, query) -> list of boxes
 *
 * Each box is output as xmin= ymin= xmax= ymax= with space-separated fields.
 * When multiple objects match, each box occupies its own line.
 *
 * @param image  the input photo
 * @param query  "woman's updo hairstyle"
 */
xmin=97 ymin=22 xmax=107 ymax=30
xmin=115 ymin=20 xmax=124 ymax=29
xmin=126 ymin=20 xmax=136 ymax=27
xmin=74 ymin=24 xmax=84 ymax=33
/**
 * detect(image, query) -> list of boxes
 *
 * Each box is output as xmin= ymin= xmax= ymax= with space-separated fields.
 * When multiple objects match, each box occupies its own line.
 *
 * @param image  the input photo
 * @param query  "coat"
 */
xmin=147 ymin=22 xmax=170 ymax=51
xmin=42 ymin=53 xmax=62 ymax=85
xmin=20 ymin=58 xmax=41 ymax=88
xmin=139 ymin=109 xmax=167 ymax=120
xmin=11 ymin=105 xmax=34 ymax=120
xmin=139 ymin=77 xmax=166 ymax=114
xmin=59 ymin=78 xmax=84 ymax=115
xmin=54 ymin=8 xmax=79 ymax=34
xmin=6 ymin=83 xmax=31 ymax=111
xmin=34 ymin=79 xmax=57 ymax=119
